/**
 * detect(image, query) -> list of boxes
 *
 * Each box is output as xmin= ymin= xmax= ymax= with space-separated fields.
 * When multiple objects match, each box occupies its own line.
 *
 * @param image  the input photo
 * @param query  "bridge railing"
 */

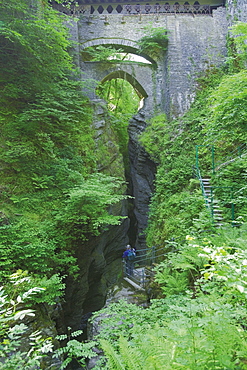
xmin=52 ymin=2 xmax=220 ymax=16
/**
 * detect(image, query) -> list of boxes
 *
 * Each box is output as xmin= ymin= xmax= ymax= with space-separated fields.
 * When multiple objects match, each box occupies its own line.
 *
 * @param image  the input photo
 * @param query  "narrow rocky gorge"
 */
xmin=61 ymin=101 xmax=156 ymax=332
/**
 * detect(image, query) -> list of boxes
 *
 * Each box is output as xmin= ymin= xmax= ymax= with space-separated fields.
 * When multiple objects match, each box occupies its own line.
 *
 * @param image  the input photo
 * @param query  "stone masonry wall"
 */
xmin=164 ymin=7 xmax=228 ymax=116
xmin=226 ymin=0 xmax=247 ymax=24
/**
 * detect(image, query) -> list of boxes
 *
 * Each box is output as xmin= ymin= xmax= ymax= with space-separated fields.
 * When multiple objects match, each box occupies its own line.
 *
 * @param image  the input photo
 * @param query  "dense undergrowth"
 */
xmin=1 ymin=0 xmax=247 ymax=368
xmin=0 ymin=0 xmax=136 ymax=367
xmin=141 ymin=29 xmax=247 ymax=246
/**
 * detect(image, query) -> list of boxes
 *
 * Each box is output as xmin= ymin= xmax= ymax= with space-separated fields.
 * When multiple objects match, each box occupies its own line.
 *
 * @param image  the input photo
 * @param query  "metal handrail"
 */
xmin=123 ymin=245 xmax=180 ymax=288
xmin=215 ymin=143 xmax=247 ymax=172
xmin=193 ymin=165 xmax=211 ymax=211
xmin=194 ymin=144 xmax=241 ymax=225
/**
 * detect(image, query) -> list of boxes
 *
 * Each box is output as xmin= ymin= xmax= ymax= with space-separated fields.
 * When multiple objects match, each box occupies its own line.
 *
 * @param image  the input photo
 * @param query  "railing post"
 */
xmin=211 ymin=145 xmax=215 ymax=174
xmin=141 ymin=268 xmax=145 ymax=288
xmin=210 ymin=187 xmax=214 ymax=222
xmin=151 ymin=246 xmax=155 ymax=265
xmin=195 ymin=145 xmax=199 ymax=169
xmin=231 ymin=187 xmax=235 ymax=225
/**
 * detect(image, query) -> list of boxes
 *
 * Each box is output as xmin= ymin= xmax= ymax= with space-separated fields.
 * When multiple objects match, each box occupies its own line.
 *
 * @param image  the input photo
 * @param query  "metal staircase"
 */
xmin=194 ymin=143 xmax=247 ymax=227
xmin=201 ymin=178 xmax=224 ymax=227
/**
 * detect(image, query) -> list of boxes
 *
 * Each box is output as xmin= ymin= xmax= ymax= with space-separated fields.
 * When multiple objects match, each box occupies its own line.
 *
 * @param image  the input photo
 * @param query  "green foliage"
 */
xmin=197 ymin=235 xmax=247 ymax=299
xmin=230 ymin=22 xmax=247 ymax=64
xmin=87 ymin=293 xmax=247 ymax=369
xmin=55 ymin=173 xmax=128 ymax=240
xmin=101 ymin=311 xmax=247 ymax=370
xmin=206 ymin=70 xmax=247 ymax=146
xmin=101 ymin=328 xmax=176 ymax=370
xmin=85 ymin=229 xmax=247 ymax=369
xmin=54 ymin=330 xmax=97 ymax=369
xmin=139 ymin=114 xmax=169 ymax=162
xmin=211 ymin=157 xmax=247 ymax=221
xmin=6 ymin=270 xmax=65 ymax=305
xmin=97 ymin=78 xmax=139 ymax=165
xmin=0 ymin=282 xmax=53 ymax=369
xmin=97 ymin=78 xmax=139 ymax=117
xmin=143 ymin=58 xmax=247 ymax=245
xmin=138 ymin=25 xmax=168 ymax=57
xmin=0 ymin=0 xmax=129 ymax=291
xmin=146 ymin=190 xmax=206 ymax=246
xmin=84 ymin=45 xmax=125 ymax=62
xmin=0 ymin=0 xmax=73 ymax=104
xmin=154 ymin=238 xmax=207 ymax=295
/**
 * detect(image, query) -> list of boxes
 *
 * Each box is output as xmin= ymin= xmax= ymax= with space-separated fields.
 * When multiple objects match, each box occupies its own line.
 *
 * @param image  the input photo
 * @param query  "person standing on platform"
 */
xmin=122 ymin=244 xmax=136 ymax=276
xmin=127 ymin=247 xmax=136 ymax=276
xmin=122 ymin=244 xmax=131 ymax=276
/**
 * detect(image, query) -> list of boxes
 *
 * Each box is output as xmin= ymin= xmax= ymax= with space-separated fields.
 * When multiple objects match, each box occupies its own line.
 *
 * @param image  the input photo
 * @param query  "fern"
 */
xmin=100 ymin=339 xmax=126 ymax=370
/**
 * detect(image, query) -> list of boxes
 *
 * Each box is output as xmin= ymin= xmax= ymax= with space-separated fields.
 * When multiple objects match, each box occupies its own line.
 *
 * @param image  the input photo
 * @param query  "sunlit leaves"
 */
xmin=0 ymin=282 xmax=53 ymax=369
xmin=138 ymin=25 xmax=168 ymax=57
xmin=206 ymin=70 xmax=247 ymax=145
xmin=56 ymin=174 xmax=128 ymax=238
xmin=231 ymin=21 xmax=247 ymax=60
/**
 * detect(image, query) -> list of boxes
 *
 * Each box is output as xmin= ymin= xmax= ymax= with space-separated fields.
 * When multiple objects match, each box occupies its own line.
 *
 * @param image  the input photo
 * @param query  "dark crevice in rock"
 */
xmin=62 ymin=216 xmax=129 ymax=331
xmin=128 ymin=110 xmax=157 ymax=251
xmin=58 ymin=107 xmax=157 ymax=356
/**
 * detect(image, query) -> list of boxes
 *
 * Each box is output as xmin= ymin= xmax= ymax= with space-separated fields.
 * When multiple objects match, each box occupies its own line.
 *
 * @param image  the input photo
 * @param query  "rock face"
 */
xmin=61 ymin=102 xmax=156 ymax=329
xmin=63 ymin=218 xmax=129 ymax=330
xmin=128 ymin=110 xmax=157 ymax=251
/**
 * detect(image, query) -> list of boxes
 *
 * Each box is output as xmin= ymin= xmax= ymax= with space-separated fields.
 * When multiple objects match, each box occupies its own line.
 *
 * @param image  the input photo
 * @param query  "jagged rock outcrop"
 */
xmin=128 ymin=110 xmax=157 ymax=251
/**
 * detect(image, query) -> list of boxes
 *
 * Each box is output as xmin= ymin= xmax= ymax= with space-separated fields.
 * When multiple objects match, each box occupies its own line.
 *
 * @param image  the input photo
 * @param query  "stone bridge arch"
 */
xmin=80 ymin=38 xmax=157 ymax=111
xmin=81 ymin=38 xmax=157 ymax=65
xmin=80 ymin=38 xmax=158 ymax=111
xmin=83 ymin=61 xmax=154 ymax=108
xmin=100 ymin=70 xmax=148 ymax=99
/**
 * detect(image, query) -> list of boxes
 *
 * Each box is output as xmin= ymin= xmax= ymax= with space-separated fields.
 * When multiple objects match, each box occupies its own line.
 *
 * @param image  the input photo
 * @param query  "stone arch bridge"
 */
xmin=80 ymin=38 xmax=156 ymax=110
xmin=66 ymin=4 xmax=227 ymax=116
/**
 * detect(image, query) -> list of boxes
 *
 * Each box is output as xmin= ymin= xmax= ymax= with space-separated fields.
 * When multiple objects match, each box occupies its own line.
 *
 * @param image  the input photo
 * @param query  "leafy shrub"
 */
xmin=0 ymin=283 xmax=53 ymax=369
xmin=86 ymin=229 xmax=247 ymax=369
xmin=84 ymin=45 xmax=125 ymax=62
xmin=206 ymin=70 xmax=247 ymax=146
xmin=139 ymin=114 xmax=169 ymax=163
xmin=138 ymin=26 xmax=168 ymax=57
xmin=6 ymin=270 xmax=65 ymax=306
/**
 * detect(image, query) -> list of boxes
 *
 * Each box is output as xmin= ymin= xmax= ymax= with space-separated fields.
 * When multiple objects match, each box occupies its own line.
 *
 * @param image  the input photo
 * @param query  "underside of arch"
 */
xmin=81 ymin=38 xmax=157 ymax=65
xmin=100 ymin=71 xmax=148 ymax=99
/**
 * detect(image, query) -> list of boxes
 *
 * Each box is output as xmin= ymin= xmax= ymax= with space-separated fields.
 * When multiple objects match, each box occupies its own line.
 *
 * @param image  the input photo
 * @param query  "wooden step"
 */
xmin=123 ymin=277 xmax=145 ymax=291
